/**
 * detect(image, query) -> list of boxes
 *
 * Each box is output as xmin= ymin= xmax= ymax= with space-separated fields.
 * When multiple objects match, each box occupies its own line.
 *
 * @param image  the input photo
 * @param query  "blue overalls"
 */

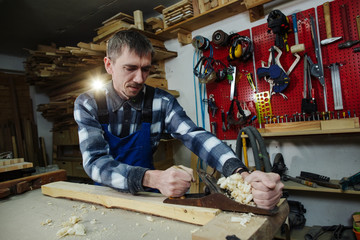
xmin=95 ymin=86 xmax=155 ymax=170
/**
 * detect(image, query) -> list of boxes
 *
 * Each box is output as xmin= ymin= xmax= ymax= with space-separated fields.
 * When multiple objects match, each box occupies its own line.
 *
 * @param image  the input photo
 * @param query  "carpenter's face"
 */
xmin=104 ymin=46 xmax=152 ymax=99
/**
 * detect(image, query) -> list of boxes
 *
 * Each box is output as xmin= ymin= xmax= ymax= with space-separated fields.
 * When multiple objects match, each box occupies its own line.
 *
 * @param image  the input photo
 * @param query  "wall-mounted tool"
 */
xmin=283 ymin=175 xmax=318 ymax=188
xmin=302 ymin=53 xmax=317 ymax=114
xmin=221 ymin=109 xmax=227 ymax=132
xmin=257 ymin=46 xmax=300 ymax=99
xmin=321 ymin=2 xmax=342 ymax=45
xmin=267 ymin=9 xmax=291 ymax=51
xmin=338 ymin=4 xmax=360 ymax=49
xmin=307 ymin=15 xmax=328 ymax=112
xmin=290 ymin=13 xmax=305 ymax=53
xmin=193 ymin=56 xmax=216 ymax=84
xmin=212 ymin=29 xmax=229 ymax=47
xmin=329 ymin=63 xmax=344 ymax=110
xmin=227 ymin=34 xmax=253 ymax=62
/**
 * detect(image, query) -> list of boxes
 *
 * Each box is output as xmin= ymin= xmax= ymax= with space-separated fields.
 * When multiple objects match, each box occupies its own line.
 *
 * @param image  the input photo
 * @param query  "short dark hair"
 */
xmin=106 ymin=30 xmax=154 ymax=62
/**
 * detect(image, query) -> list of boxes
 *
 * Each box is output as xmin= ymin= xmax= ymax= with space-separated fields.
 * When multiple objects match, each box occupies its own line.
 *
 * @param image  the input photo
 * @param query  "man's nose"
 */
xmin=133 ymin=69 xmax=146 ymax=84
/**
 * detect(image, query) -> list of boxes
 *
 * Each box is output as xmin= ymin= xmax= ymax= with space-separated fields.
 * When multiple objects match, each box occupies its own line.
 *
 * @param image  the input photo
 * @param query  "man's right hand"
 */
xmin=142 ymin=165 xmax=194 ymax=197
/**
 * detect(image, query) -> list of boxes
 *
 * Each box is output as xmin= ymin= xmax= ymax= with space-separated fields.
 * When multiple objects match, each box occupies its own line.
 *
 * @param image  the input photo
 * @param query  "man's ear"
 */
xmin=104 ymin=57 xmax=113 ymax=74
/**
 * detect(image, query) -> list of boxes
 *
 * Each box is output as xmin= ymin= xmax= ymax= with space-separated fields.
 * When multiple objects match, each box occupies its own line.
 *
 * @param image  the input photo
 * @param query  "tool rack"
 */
xmin=202 ymin=0 xmax=360 ymax=140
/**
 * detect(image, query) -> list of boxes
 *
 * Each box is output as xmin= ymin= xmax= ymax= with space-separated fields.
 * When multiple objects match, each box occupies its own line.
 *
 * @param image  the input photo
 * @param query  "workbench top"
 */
xmin=0 ymin=185 xmax=289 ymax=240
xmin=0 ymin=189 xmax=196 ymax=240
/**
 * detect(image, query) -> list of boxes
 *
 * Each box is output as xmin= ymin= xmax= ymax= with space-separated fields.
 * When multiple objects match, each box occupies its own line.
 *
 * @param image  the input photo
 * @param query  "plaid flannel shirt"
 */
xmin=74 ymin=81 xmax=245 ymax=194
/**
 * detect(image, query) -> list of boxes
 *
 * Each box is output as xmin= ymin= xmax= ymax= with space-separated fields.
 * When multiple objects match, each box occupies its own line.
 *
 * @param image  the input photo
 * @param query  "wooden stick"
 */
xmin=42 ymin=181 xmax=220 ymax=225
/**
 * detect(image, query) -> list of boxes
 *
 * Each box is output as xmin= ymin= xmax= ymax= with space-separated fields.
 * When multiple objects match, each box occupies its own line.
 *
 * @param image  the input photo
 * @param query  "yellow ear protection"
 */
xmin=227 ymin=34 xmax=253 ymax=62
xmin=229 ymin=39 xmax=243 ymax=60
xmin=193 ymin=56 xmax=216 ymax=84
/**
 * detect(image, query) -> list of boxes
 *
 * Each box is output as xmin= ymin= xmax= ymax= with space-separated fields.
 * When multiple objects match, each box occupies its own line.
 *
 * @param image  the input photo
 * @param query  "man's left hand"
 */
xmin=244 ymin=171 xmax=284 ymax=210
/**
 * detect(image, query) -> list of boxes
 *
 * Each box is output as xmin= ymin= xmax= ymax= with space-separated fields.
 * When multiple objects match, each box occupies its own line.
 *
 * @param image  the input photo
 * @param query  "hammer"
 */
xmin=321 ymin=2 xmax=342 ymax=45
xmin=338 ymin=4 xmax=360 ymax=49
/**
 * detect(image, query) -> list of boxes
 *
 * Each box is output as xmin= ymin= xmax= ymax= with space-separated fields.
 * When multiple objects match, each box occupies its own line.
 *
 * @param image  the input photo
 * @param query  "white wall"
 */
xmin=164 ymin=0 xmax=360 ymax=227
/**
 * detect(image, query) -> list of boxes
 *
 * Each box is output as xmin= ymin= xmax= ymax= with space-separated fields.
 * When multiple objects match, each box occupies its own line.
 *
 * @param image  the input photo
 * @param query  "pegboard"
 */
xmin=253 ymin=8 xmax=318 ymax=119
xmin=204 ymin=29 xmax=256 ymax=140
xmin=200 ymin=0 xmax=360 ymax=140
xmin=317 ymin=0 xmax=360 ymax=114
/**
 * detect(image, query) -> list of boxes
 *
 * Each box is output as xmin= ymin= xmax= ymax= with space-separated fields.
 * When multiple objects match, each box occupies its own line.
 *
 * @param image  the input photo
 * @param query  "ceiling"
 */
xmin=0 ymin=0 xmax=178 ymax=58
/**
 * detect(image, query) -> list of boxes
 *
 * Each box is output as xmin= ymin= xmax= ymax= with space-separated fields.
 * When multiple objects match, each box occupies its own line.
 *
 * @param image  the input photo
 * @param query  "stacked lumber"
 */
xmin=93 ymin=12 xmax=134 ymax=43
xmin=25 ymin=43 xmax=105 ymax=86
xmin=36 ymin=99 xmax=76 ymax=131
xmin=194 ymin=0 xmax=231 ymax=15
xmin=163 ymin=0 xmax=194 ymax=28
xmin=0 ymin=158 xmax=33 ymax=173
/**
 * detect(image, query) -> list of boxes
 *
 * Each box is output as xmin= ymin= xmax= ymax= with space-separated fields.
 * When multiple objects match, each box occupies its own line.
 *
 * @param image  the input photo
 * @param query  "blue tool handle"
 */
xmin=292 ymin=13 xmax=299 ymax=44
xmin=292 ymin=14 xmax=298 ymax=33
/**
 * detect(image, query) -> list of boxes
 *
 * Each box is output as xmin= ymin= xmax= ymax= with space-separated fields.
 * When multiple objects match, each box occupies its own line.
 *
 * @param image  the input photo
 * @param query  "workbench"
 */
xmin=0 ymin=182 xmax=289 ymax=240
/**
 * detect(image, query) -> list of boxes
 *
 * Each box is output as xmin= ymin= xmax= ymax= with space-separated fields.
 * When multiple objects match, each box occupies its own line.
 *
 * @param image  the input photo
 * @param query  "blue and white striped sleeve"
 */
xmin=162 ymin=93 xmax=246 ymax=177
xmin=73 ymin=92 xmax=147 ymax=193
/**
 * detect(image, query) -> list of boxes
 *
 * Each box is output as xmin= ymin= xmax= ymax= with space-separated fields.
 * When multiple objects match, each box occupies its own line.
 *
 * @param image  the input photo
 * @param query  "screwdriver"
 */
xmin=221 ymin=110 xmax=227 ymax=132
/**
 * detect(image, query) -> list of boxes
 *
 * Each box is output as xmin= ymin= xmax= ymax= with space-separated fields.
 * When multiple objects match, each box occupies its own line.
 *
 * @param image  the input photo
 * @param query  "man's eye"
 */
xmin=125 ymin=67 xmax=137 ymax=72
xmin=142 ymin=68 xmax=151 ymax=73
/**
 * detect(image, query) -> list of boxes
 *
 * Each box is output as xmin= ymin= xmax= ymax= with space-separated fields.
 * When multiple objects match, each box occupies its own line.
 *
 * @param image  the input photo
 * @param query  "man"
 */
xmin=74 ymin=30 xmax=283 ymax=210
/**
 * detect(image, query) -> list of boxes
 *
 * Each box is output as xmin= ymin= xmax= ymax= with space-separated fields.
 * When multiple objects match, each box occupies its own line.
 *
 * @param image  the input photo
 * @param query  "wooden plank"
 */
xmin=146 ymin=77 xmax=168 ymax=89
xmin=9 ymin=79 xmax=25 ymax=158
xmin=0 ymin=169 xmax=67 ymax=198
xmin=41 ymin=181 xmax=220 ymax=225
xmin=133 ymin=10 xmax=144 ymax=30
xmin=156 ymin=0 xmax=247 ymax=39
xmin=96 ymin=20 xmax=132 ymax=35
xmin=102 ymin=12 xmax=134 ymax=25
xmin=321 ymin=117 xmax=359 ymax=130
xmin=192 ymin=0 xmax=201 ymax=16
xmin=265 ymin=121 xmax=321 ymax=133
xmin=243 ymin=0 xmax=272 ymax=9
xmin=192 ymin=199 xmax=289 ymax=240
xmin=0 ymin=162 xmax=33 ymax=173
xmin=0 ymin=158 xmax=24 ymax=166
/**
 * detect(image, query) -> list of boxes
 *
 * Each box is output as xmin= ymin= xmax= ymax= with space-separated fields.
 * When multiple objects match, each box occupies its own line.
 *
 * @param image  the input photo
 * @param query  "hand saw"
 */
xmin=163 ymin=169 xmax=278 ymax=216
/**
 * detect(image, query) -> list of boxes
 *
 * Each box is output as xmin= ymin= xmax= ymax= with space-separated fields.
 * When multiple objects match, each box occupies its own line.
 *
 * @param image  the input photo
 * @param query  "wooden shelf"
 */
xmin=156 ymin=0 xmax=248 ymax=40
xmin=245 ymin=118 xmax=360 ymax=137
xmin=259 ymin=127 xmax=360 ymax=137
xmin=283 ymin=180 xmax=360 ymax=195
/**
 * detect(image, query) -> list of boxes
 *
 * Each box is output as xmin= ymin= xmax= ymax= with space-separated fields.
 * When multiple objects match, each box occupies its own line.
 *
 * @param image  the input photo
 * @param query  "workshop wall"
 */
xmin=0 ymin=54 xmax=53 ymax=164
xmin=165 ymin=0 xmax=360 ymax=226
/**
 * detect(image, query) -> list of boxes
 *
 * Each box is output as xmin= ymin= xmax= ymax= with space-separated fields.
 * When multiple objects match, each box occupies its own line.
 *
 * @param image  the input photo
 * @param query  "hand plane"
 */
xmin=163 ymin=169 xmax=278 ymax=216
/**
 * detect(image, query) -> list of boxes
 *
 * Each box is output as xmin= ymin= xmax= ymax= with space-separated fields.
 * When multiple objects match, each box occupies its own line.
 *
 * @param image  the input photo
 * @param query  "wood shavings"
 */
xmin=191 ymin=228 xmax=200 ymax=234
xmin=217 ymin=173 xmax=255 ymax=206
xmin=231 ymin=213 xmax=254 ymax=226
xmin=41 ymin=219 xmax=53 ymax=226
xmin=56 ymin=216 xmax=86 ymax=238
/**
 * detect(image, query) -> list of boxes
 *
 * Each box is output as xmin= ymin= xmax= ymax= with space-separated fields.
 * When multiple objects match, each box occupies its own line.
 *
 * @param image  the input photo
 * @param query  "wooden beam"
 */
xmin=243 ymin=0 xmax=272 ymax=9
xmin=0 ymin=169 xmax=67 ymax=198
xmin=133 ymin=10 xmax=144 ymax=30
xmin=9 ymin=79 xmax=25 ymax=158
xmin=153 ymin=5 xmax=166 ymax=14
xmin=170 ymin=28 xmax=192 ymax=45
xmin=248 ymin=4 xmax=265 ymax=22
xmin=41 ymin=181 xmax=220 ymax=225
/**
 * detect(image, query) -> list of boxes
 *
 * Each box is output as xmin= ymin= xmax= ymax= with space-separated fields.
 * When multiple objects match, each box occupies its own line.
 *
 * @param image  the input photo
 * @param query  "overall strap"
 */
xmin=142 ymin=85 xmax=155 ymax=123
xmin=94 ymin=90 xmax=109 ymax=124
